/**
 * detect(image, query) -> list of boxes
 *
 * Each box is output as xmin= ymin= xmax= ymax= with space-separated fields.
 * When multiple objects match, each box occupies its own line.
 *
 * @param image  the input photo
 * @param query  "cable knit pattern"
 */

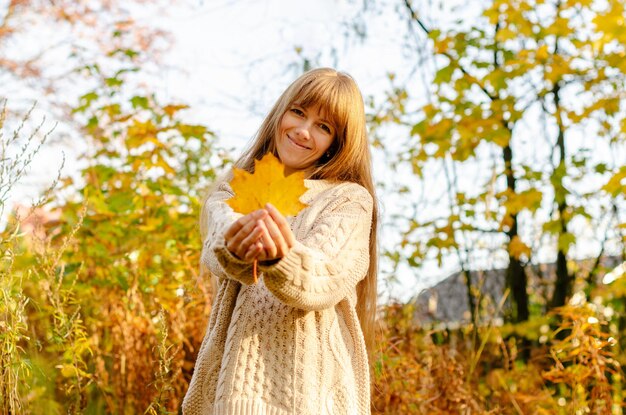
xmin=183 ymin=179 xmax=373 ymax=415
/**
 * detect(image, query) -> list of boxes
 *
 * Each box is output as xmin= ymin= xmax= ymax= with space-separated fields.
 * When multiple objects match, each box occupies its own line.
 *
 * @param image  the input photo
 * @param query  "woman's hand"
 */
xmin=224 ymin=209 xmax=268 ymax=262
xmin=248 ymin=203 xmax=296 ymax=262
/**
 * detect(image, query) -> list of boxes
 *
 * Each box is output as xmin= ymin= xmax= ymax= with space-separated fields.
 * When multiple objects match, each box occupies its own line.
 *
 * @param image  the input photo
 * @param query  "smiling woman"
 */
xmin=277 ymin=104 xmax=335 ymax=175
xmin=183 ymin=68 xmax=379 ymax=415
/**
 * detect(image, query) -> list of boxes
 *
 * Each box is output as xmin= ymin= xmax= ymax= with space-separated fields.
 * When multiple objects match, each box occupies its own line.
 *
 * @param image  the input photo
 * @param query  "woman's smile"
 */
xmin=286 ymin=134 xmax=311 ymax=150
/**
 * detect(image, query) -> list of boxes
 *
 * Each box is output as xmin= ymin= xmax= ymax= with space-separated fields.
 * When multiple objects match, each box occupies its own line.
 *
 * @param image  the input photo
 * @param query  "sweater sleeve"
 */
xmin=200 ymin=181 xmax=256 ymax=285
xmin=258 ymin=184 xmax=373 ymax=311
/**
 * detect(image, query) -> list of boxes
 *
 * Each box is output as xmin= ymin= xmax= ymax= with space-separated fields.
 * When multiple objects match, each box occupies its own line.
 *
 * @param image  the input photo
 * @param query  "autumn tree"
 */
xmin=367 ymin=0 xmax=626 ymax=323
xmin=0 ymin=39 xmax=229 ymax=409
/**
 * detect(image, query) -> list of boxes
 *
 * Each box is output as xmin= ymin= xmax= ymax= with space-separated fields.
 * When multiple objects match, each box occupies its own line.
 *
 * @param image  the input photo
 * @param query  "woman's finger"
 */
xmin=244 ymin=241 xmax=263 ymax=262
xmin=266 ymin=203 xmax=296 ymax=248
xmin=225 ymin=210 xmax=267 ymax=257
xmin=226 ymin=218 xmax=256 ymax=256
xmin=261 ymin=216 xmax=288 ymax=258
xmin=236 ymin=225 xmax=264 ymax=259
xmin=224 ymin=215 xmax=250 ymax=241
xmin=256 ymin=219 xmax=278 ymax=259
xmin=228 ymin=210 xmax=267 ymax=237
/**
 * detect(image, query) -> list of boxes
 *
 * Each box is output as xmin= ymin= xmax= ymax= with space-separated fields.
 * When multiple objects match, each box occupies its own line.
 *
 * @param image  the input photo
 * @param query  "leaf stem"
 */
xmin=253 ymin=260 xmax=258 ymax=284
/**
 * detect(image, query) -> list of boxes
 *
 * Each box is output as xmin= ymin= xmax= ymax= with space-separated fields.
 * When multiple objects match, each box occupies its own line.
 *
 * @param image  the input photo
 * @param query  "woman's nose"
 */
xmin=294 ymin=123 xmax=311 ymax=140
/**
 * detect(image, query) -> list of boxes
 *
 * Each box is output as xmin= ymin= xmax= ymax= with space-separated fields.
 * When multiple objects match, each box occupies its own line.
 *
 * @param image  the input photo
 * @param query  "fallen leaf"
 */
xmin=227 ymin=153 xmax=308 ymax=216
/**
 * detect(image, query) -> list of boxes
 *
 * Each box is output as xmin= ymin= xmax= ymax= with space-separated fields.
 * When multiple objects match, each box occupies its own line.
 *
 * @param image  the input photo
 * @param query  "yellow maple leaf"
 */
xmin=227 ymin=153 xmax=308 ymax=216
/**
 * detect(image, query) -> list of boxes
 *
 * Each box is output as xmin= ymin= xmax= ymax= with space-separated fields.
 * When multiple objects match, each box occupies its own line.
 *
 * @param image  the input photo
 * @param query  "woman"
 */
xmin=183 ymin=67 xmax=378 ymax=415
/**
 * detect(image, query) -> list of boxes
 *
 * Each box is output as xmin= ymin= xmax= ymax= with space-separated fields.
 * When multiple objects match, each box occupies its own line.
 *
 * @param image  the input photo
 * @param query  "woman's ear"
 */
xmin=319 ymin=141 xmax=337 ymax=164
xmin=328 ymin=139 xmax=340 ymax=159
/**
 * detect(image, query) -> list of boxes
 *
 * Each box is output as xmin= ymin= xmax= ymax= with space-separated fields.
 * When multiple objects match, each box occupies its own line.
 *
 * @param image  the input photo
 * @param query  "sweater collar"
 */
xmin=304 ymin=179 xmax=337 ymax=191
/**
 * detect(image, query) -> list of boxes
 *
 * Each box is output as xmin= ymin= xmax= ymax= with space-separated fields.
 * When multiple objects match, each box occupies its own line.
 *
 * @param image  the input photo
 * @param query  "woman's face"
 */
xmin=276 ymin=103 xmax=335 ymax=176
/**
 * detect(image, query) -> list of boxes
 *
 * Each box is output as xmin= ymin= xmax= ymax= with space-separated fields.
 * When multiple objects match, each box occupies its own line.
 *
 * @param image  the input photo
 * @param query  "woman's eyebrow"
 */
xmin=293 ymin=103 xmax=333 ymax=125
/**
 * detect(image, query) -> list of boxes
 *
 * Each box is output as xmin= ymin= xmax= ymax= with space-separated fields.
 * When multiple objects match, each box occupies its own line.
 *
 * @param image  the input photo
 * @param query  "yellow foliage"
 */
xmin=509 ymin=235 xmax=532 ymax=260
xmin=163 ymin=104 xmax=189 ymax=117
xmin=227 ymin=153 xmax=308 ymax=216
xmin=536 ymin=44 xmax=549 ymax=60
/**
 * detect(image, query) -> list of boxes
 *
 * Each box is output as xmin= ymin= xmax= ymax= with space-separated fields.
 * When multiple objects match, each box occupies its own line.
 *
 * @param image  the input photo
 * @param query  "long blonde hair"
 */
xmin=200 ymin=68 xmax=378 ymax=353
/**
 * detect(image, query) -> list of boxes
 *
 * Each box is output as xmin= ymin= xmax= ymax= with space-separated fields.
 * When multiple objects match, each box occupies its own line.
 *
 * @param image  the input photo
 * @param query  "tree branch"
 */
xmin=402 ymin=0 xmax=498 ymax=103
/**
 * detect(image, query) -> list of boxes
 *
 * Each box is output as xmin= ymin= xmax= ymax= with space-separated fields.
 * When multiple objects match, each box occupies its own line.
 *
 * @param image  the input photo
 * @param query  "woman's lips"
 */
xmin=287 ymin=135 xmax=310 ymax=150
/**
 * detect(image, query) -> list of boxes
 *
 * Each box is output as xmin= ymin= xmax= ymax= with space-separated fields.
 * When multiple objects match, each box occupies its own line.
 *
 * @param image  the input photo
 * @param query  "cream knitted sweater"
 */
xmin=182 ymin=179 xmax=373 ymax=415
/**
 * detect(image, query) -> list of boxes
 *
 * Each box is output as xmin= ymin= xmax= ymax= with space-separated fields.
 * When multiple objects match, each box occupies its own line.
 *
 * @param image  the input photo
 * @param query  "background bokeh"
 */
xmin=2 ymin=0 xmax=625 ymax=413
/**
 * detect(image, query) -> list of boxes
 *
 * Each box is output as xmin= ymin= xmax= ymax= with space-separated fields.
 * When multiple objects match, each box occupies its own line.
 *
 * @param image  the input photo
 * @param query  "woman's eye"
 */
xmin=291 ymin=108 xmax=304 ymax=116
xmin=320 ymin=124 xmax=332 ymax=134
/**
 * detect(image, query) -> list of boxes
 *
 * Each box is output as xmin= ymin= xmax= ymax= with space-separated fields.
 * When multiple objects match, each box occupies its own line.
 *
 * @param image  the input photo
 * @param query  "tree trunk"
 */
xmin=503 ymin=144 xmax=530 ymax=322
xmin=551 ymin=250 xmax=570 ymax=308
xmin=507 ymin=256 xmax=529 ymax=321
xmin=461 ymin=269 xmax=476 ymax=323
xmin=549 ymin=79 xmax=572 ymax=309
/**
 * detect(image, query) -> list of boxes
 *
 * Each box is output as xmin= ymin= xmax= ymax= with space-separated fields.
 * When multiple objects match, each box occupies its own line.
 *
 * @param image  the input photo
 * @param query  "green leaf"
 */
xmin=130 ymin=96 xmax=149 ymax=110
xmin=105 ymin=77 xmax=123 ymax=88
xmin=79 ymin=91 xmax=99 ymax=105
xmin=178 ymin=124 xmax=208 ymax=139
xmin=594 ymin=163 xmax=608 ymax=174
xmin=558 ymin=232 xmax=576 ymax=254
xmin=108 ymin=192 xmax=136 ymax=213
xmin=542 ymin=219 xmax=561 ymax=234
xmin=124 ymin=49 xmax=139 ymax=59
xmin=87 ymin=116 xmax=99 ymax=129
xmin=602 ymin=167 xmax=626 ymax=196
xmin=434 ymin=64 xmax=455 ymax=84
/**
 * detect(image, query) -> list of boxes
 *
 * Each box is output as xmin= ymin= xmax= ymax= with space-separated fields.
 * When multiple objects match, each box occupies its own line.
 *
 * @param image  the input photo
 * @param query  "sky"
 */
xmin=154 ymin=0 xmax=411 ymax=142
